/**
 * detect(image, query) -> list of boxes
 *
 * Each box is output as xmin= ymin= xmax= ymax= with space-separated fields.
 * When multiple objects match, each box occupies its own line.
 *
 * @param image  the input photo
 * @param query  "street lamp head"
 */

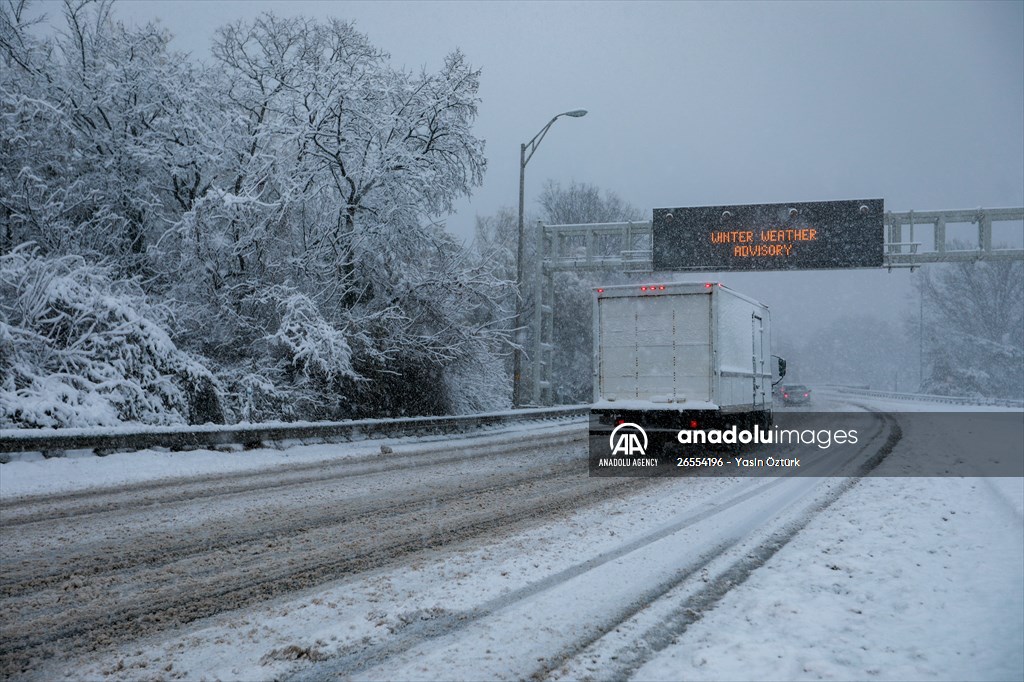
xmin=563 ymin=109 xmax=588 ymax=118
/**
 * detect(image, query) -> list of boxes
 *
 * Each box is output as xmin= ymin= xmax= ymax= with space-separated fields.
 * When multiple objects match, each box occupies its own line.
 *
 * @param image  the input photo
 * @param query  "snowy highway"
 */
xmin=1 ymin=396 xmax=1022 ymax=681
xmin=3 ymin=3 xmax=1021 ymax=679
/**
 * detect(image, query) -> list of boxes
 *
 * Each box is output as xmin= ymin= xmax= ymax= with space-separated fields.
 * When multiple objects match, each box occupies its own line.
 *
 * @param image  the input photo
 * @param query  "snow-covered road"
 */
xmin=0 ymin=397 xmax=1021 ymax=681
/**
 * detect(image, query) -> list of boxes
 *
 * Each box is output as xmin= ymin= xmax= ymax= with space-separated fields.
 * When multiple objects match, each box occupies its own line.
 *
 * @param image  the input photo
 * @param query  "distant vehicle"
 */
xmin=590 ymin=282 xmax=785 ymax=445
xmin=780 ymin=384 xmax=811 ymax=406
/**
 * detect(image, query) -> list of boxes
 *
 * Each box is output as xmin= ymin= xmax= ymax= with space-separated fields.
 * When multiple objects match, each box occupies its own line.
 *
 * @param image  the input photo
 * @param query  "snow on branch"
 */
xmin=0 ymin=246 xmax=221 ymax=428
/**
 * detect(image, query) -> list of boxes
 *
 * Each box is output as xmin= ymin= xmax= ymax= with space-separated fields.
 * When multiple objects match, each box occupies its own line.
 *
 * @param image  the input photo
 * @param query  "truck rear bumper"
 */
xmin=589 ymin=407 xmax=771 ymax=437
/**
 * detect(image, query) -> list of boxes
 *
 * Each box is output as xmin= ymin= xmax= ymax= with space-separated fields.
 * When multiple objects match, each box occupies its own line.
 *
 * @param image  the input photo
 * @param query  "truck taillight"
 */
xmin=705 ymin=283 xmax=712 ymax=288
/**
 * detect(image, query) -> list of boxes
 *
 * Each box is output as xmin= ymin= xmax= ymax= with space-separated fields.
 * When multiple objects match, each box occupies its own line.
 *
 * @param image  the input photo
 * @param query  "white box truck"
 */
xmin=591 ymin=281 xmax=781 ymax=444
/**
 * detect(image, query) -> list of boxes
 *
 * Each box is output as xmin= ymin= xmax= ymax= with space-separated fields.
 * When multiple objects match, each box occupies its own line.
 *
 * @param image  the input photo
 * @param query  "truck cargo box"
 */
xmin=591 ymin=282 xmax=773 ymax=440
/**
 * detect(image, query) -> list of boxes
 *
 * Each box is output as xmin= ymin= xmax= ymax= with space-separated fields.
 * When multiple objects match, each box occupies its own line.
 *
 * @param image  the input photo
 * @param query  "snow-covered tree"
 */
xmin=539 ymin=180 xmax=645 ymax=227
xmin=470 ymin=206 xmax=526 ymax=395
xmin=0 ymin=246 xmax=221 ymax=427
xmin=181 ymin=13 xmax=500 ymax=417
xmin=916 ymin=253 xmax=1024 ymax=399
xmin=1 ymin=2 xmax=508 ymax=425
xmin=1 ymin=0 xmax=214 ymax=272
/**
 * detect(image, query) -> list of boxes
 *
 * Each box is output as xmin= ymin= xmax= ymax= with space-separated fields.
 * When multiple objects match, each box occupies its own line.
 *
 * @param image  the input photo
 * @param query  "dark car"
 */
xmin=780 ymin=384 xmax=811 ymax=406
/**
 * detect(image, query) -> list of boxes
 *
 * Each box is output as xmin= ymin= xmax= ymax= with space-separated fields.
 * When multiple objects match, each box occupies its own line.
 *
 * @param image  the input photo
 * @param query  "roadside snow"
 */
xmin=815 ymin=388 xmax=1023 ymax=413
xmin=629 ymin=408 xmax=1024 ymax=682
xmin=632 ymin=477 xmax=1022 ymax=681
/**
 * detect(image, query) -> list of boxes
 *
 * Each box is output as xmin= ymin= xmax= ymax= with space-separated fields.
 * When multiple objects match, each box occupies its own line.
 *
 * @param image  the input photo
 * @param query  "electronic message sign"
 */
xmin=652 ymin=198 xmax=884 ymax=271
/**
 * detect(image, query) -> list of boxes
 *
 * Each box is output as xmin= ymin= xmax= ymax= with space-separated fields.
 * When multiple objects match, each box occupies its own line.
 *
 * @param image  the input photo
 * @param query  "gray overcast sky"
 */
xmin=90 ymin=0 xmax=1024 ymax=235
xmin=34 ymin=0 xmax=1024 ymax=379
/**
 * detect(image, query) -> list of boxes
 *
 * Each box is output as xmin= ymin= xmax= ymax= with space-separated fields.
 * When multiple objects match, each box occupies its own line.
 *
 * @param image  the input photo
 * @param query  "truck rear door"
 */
xmin=598 ymin=293 xmax=712 ymax=403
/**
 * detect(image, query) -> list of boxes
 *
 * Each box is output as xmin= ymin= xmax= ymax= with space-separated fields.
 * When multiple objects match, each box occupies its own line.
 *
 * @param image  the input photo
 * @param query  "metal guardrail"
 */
xmin=0 ymin=405 xmax=589 ymax=456
xmin=823 ymin=386 xmax=1024 ymax=409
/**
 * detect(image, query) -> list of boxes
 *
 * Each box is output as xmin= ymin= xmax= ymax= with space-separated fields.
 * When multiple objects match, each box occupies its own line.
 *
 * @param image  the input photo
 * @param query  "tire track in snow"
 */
xmin=544 ymin=410 xmax=902 ymax=682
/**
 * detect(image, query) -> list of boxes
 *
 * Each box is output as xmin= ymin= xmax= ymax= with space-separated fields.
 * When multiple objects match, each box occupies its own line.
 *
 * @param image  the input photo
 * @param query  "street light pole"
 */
xmin=512 ymin=109 xmax=587 ymax=408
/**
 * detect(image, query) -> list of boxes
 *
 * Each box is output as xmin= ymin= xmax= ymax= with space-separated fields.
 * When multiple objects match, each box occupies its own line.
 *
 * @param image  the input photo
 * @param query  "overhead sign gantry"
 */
xmin=527 ymin=202 xmax=1023 ymax=406
xmin=652 ymin=198 xmax=884 ymax=271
